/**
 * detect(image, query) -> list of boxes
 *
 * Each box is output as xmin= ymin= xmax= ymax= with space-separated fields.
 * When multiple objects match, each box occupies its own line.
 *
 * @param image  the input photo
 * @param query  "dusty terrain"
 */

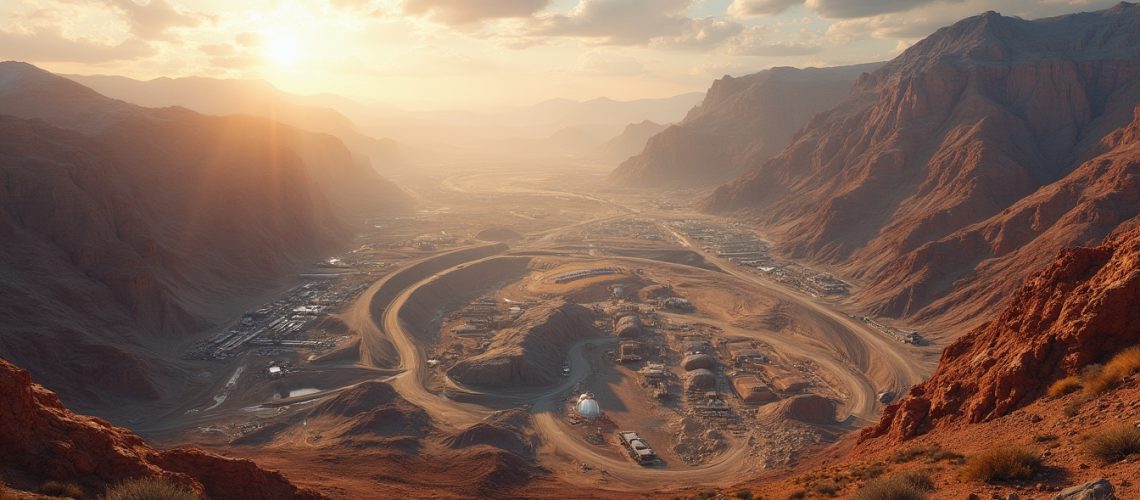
xmin=91 ymin=156 xmax=939 ymax=498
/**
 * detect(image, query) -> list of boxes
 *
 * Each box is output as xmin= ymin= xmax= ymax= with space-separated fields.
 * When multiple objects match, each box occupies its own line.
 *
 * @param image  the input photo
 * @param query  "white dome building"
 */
xmin=576 ymin=393 xmax=603 ymax=419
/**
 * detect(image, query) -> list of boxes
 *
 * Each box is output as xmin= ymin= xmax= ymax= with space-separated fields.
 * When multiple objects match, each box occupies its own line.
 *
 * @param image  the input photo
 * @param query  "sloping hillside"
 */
xmin=0 ymin=62 xmax=410 ymax=408
xmin=611 ymin=63 xmax=881 ymax=187
xmin=702 ymin=4 xmax=1140 ymax=333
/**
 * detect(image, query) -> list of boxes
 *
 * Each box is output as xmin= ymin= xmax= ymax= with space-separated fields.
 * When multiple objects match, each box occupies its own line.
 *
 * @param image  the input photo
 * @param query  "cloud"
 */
xmin=530 ymin=0 xmax=695 ymax=45
xmin=728 ymin=0 xmax=803 ymax=17
xmin=806 ymin=0 xmax=956 ymax=19
xmin=729 ymin=0 xmax=956 ymax=19
xmin=652 ymin=17 xmax=745 ymax=50
xmin=0 ymin=27 xmax=154 ymax=63
xmin=726 ymin=25 xmax=823 ymax=56
xmin=402 ymin=0 xmax=551 ymax=25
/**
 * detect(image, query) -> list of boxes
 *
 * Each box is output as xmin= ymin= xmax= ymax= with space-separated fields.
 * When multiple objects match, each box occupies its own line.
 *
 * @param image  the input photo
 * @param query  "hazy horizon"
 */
xmin=0 ymin=0 xmax=1126 ymax=109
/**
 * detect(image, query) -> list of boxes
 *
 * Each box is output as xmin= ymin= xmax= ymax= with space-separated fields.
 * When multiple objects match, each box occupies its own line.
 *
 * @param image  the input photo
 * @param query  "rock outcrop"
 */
xmin=447 ymin=301 xmax=598 ymax=388
xmin=862 ymin=226 xmax=1140 ymax=442
xmin=702 ymin=4 xmax=1140 ymax=332
xmin=0 ymin=358 xmax=321 ymax=499
xmin=611 ymin=63 xmax=881 ymax=187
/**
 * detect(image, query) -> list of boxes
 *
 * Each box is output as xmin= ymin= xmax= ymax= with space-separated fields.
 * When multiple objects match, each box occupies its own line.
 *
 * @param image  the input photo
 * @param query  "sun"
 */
xmin=262 ymin=33 xmax=302 ymax=66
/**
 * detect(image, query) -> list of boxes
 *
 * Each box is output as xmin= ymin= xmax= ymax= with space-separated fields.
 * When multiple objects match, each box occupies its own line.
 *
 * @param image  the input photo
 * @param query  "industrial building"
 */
xmin=732 ymin=376 xmax=777 ymax=403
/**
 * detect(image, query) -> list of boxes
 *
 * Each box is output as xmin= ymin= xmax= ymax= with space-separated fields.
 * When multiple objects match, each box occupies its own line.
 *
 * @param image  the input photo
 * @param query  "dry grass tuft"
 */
xmin=1047 ymin=376 xmax=1082 ymax=397
xmin=1085 ymin=424 xmax=1140 ymax=463
xmin=853 ymin=470 xmax=935 ymax=500
xmin=103 ymin=476 xmax=201 ymax=500
xmin=39 ymin=481 xmax=84 ymax=498
xmin=961 ymin=446 xmax=1041 ymax=482
xmin=1083 ymin=347 xmax=1140 ymax=396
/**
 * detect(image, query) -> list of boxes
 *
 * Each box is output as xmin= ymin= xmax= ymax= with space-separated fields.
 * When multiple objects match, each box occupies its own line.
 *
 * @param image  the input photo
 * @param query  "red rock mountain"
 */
xmin=0 ymin=62 xmax=411 ymax=409
xmin=0 ymin=358 xmax=322 ymax=499
xmin=863 ymin=225 xmax=1140 ymax=441
xmin=610 ymin=63 xmax=881 ymax=187
xmin=703 ymin=3 xmax=1140 ymax=333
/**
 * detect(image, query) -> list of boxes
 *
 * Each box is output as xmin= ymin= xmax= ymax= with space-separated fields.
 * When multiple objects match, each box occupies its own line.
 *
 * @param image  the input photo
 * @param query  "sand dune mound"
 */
xmin=447 ymin=300 xmax=598 ymax=388
xmin=454 ymin=449 xmax=546 ymax=494
xmin=310 ymin=382 xmax=400 ymax=417
xmin=442 ymin=409 xmax=539 ymax=457
xmin=759 ymin=395 xmax=838 ymax=425
xmin=309 ymin=382 xmax=431 ymax=439
xmin=476 ymin=227 xmax=522 ymax=241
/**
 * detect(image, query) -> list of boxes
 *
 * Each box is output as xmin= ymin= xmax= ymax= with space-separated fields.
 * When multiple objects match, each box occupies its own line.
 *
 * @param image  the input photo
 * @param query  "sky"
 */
xmin=0 ymin=0 xmax=1124 ymax=109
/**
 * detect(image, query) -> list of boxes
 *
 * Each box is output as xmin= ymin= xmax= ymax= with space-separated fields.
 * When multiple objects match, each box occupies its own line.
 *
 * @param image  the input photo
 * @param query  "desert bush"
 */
xmin=1083 ymin=347 xmax=1140 ymax=396
xmin=103 ymin=477 xmax=201 ymax=500
xmin=1085 ymin=424 xmax=1140 ymax=463
xmin=1032 ymin=433 xmax=1059 ymax=442
xmin=853 ymin=470 xmax=934 ymax=500
xmin=1047 ymin=376 xmax=1082 ymax=397
xmin=811 ymin=481 xmax=839 ymax=496
xmin=39 ymin=480 xmax=84 ymax=498
xmin=787 ymin=489 xmax=806 ymax=500
xmin=734 ymin=490 xmax=754 ymax=500
xmin=890 ymin=446 xmax=963 ymax=464
xmin=961 ymin=446 xmax=1041 ymax=482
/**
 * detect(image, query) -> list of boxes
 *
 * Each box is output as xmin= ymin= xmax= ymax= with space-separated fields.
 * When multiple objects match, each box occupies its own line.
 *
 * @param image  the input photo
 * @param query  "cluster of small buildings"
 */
xmin=584 ymin=218 xmax=663 ymax=241
xmin=191 ymin=273 xmax=370 ymax=359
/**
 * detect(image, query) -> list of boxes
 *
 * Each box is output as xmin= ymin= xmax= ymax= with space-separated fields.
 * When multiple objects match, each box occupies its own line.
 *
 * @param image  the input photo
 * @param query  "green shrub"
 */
xmin=103 ymin=477 xmax=201 ymax=500
xmin=961 ymin=446 xmax=1041 ymax=482
xmin=853 ymin=470 xmax=935 ymax=500
xmin=39 ymin=481 xmax=84 ymax=498
xmin=1085 ymin=424 xmax=1140 ymax=463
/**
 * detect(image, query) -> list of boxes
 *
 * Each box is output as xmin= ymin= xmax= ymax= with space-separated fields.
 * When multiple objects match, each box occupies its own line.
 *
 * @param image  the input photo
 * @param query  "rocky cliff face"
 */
xmin=862 ymin=226 xmax=1140 ymax=441
xmin=610 ymin=63 xmax=881 ymax=187
xmin=0 ymin=63 xmax=410 ymax=408
xmin=0 ymin=358 xmax=322 ymax=499
xmin=702 ymin=3 xmax=1140 ymax=331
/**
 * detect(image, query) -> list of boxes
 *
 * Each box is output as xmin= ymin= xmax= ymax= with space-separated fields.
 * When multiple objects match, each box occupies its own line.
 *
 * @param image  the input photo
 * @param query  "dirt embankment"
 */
xmin=396 ymin=256 xmax=532 ymax=346
xmin=446 ymin=300 xmax=599 ymax=389
xmin=360 ymin=244 xmax=509 ymax=366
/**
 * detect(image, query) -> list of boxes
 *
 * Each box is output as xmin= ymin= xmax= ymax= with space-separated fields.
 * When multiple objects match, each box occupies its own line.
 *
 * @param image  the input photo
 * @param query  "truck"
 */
xmin=616 ymin=431 xmax=658 ymax=465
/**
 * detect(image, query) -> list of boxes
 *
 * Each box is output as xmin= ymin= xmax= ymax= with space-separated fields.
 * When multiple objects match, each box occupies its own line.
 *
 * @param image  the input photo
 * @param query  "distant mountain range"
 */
xmin=68 ymin=73 xmax=702 ymax=166
xmin=701 ymin=3 xmax=1140 ymax=334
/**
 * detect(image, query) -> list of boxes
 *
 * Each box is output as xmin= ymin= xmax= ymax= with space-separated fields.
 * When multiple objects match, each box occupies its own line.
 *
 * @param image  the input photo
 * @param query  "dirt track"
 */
xmin=328 ymin=175 xmax=935 ymax=489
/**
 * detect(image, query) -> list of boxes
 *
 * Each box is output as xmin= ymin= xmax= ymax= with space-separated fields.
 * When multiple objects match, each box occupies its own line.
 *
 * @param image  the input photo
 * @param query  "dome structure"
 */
xmin=681 ymin=353 xmax=717 ymax=371
xmin=614 ymin=314 xmax=642 ymax=337
xmin=685 ymin=368 xmax=716 ymax=391
xmin=576 ymin=393 xmax=602 ymax=419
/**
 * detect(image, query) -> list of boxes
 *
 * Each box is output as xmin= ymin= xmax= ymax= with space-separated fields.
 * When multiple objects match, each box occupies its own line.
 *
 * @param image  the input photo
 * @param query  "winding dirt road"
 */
xmin=335 ymin=180 xmax=933 ymax=488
